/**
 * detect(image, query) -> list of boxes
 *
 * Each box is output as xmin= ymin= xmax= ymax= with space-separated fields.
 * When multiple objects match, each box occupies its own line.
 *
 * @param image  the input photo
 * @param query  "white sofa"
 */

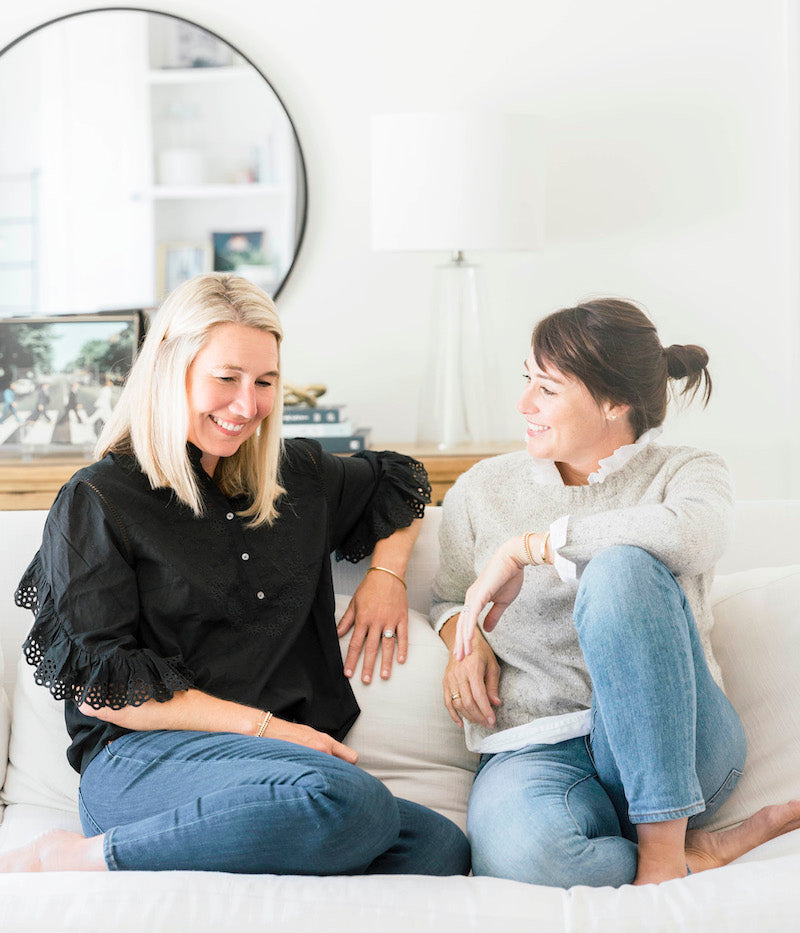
xmin=1 ymin=502 xmax=800 ymax=932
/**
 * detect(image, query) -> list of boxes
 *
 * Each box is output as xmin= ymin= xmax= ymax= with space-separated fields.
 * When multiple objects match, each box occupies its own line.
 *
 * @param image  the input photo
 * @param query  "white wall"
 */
xmin=3 ymin=0 xmax=799 ymax=497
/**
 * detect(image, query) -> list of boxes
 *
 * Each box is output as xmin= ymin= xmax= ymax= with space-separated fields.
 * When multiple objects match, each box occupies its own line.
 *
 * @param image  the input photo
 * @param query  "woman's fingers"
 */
xmin=443 ymin=682 xmax=465 ymax=726
xmin=331 ymin=739 xmax=359 ymax=764
xmin=444 ymin=668 xmax=496 ymax=728
xmin=466 ymin=665 xmax=497 ymax=727
xmin=357 ymin=626 xmax=382 ymax=684
xmin=454 ymin=605 xmax=479 ymax=660
xmin=267 ymin=719 xmax=359 ymax=764
xmin=378 ymin=619 xmax=406 ymax=679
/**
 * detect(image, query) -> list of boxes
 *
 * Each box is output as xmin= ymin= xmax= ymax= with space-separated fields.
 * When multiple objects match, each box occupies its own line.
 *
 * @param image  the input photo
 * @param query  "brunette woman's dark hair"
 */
xmin=531 ymin=298 xmax=711 ymax=438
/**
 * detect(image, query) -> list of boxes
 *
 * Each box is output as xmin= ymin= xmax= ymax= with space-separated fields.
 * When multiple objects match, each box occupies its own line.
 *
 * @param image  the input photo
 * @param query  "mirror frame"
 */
xmin=0 ymin=4 xmax=309 ymax=301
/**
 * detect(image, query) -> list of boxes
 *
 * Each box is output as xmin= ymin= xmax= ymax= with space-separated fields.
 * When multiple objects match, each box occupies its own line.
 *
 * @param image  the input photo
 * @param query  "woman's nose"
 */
xmin=517 ymin=386 xmax=536 ymax=414
xmin=231 ymin=385 xmax=257 ymax=418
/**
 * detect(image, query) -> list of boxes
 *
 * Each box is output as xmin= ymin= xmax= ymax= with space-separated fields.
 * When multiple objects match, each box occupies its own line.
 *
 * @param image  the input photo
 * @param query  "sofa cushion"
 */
xmin=0 ymin=634 xmax=8 ymax=794
xmin=704 ymin=564 xmax=800 ymax=831
xmin=0 ymin=653 xmax=79 ymax=811
xmin=336 ymin=597 xmax=477 ymax=830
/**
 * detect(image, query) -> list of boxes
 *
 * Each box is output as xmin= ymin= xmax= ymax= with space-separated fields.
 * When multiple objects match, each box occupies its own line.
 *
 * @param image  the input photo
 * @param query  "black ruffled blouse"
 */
xmin=15 ymin=440 xmax=430 ymax=774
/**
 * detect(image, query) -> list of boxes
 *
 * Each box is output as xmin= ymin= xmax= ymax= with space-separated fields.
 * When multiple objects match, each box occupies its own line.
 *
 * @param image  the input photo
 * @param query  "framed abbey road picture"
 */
xmin=0 ymin=310 xmax=145 ymax=457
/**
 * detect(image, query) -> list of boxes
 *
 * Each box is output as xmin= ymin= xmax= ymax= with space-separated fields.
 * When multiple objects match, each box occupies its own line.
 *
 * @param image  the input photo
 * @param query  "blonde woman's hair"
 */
xmin=96 ymin=273 xmax=285 ymax=526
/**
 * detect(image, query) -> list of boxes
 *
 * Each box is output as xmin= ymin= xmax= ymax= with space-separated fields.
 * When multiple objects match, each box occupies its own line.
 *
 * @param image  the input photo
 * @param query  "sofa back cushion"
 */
xmin=330 ymin=509 xmax=442 ymax=613
xmin=0 ymin=652 xmax=79 ymax=811
xmin=705 ymin=564 xmax=800 ymax=830
xmin=0 ymin=637 xmax=8 ymax=794
xmin=336 ymin=597 xmax=477 ymax=829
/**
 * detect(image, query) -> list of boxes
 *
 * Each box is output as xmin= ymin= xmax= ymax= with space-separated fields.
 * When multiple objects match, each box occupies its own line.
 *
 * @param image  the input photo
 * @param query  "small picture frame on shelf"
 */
xmin=0 ymin=311 xmax=145 ymax=458
xmin=212 ymin=231 xmax=279 ymax=296
xmin=157 ymin=241 xmax=211 ymax=299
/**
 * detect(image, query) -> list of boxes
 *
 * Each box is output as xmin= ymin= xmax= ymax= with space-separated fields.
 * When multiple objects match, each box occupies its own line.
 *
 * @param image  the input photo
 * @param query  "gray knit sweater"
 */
xmin=430 ymin=443 xmax=735 ymax=753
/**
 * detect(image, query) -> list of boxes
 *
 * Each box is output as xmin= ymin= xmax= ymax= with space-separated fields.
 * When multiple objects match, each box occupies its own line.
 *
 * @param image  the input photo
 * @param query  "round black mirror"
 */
xmin=0 ymin=7 xmax=308 ymax=314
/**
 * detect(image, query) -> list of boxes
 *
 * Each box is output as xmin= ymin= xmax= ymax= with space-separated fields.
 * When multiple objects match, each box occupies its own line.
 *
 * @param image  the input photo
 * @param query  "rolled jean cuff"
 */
xmin=628 ymin=799 xmax=706 ymax=824
xmin=104 ymin=829 xmax=121 ymax=871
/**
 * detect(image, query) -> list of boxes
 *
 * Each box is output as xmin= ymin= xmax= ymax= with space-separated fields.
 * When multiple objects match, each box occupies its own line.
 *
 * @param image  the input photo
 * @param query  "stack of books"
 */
xmin=281 ymin=405 xmax=370 ymax=452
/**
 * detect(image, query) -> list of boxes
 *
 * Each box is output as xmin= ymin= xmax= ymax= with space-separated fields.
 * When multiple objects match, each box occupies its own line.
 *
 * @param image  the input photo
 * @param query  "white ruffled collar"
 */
xmin=527 ymin=427 xmax=663 ymax=487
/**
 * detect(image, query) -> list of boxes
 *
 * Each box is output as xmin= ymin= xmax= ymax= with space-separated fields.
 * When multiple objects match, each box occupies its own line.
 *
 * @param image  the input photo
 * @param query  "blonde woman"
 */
xmin=2 ymin=273 xmax=468 ymax=876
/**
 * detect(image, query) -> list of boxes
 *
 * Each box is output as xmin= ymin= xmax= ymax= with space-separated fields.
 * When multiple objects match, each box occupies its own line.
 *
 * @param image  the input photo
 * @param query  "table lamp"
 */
xmin=371 ymin=111 xmax=544 ymax=448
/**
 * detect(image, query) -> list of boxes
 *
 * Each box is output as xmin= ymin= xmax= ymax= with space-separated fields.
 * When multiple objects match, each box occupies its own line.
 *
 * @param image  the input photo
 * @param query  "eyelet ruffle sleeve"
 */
xmin=16 ymin=553 xmax=195 ymax=709
xmin=334 ymin=450 xmax=431 ymax=563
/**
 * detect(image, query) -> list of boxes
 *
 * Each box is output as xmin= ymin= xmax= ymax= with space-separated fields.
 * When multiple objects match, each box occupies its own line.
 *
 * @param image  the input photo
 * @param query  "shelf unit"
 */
xmin=0 ymin=171 xmax=39 ymax=313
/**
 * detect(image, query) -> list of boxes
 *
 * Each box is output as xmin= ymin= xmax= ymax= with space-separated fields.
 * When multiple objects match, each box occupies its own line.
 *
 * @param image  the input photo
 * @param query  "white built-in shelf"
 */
xmin=149 ymin=183 xmax=284 ymax=200
xmin=148 ymin=66 xmax=252 ymax=84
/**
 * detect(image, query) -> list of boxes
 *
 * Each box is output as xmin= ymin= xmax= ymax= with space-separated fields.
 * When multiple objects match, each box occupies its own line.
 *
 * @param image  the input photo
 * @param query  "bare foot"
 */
xmin=633 ymin=856 xmax=688 ymax=886
xmin=0 ymin=830 xmax=107 ymax=872
xmin=633 ymin=818 xmax=689 ymax=885
xmin=686 ymin=799 xmax=800 ymax=874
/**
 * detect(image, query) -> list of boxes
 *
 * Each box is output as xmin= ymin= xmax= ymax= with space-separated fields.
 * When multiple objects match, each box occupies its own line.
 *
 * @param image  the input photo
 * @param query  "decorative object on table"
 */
xmin=157 ymin=242 xmax=210 ymax=298
xmin=371 ymin=111 xmax=544 ymax=449
xmin=0 ymin=311 xmax=145 ymax=457
xmin=282 ymin=382 xmax=327 ymax=408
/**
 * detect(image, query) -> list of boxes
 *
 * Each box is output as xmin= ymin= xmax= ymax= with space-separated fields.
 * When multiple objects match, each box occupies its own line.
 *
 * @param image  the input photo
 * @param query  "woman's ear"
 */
xmin=604 ymin=401 xmax=631 ymax=423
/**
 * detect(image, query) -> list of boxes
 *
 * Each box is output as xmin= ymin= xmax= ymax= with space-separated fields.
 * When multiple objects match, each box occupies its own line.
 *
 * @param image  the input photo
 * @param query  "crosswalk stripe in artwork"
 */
xmin=0 ymin=410 xmax=100 ymax=447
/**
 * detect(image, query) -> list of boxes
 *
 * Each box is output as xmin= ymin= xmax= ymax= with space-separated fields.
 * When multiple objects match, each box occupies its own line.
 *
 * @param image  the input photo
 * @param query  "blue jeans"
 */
xmin=468 ymin=546 xmax=746 ymax=888
xmin=79 ymin=729 xmax=470 ymax=875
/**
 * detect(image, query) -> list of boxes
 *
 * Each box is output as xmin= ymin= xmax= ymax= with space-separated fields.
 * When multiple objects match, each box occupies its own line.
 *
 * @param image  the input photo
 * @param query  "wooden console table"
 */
xmin=0 ymin=459 xmax=90 ymax=511
xmin=387 ymin=442 xmax=521 ymax=505
xmin=0 ymin=443 xmax=521 ymax=511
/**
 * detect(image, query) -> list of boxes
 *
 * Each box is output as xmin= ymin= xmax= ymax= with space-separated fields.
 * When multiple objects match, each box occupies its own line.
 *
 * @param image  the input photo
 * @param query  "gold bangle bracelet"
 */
xmin=540 ymin=531 xmax=551 ymax=564
xmin=367 ymin=566 xmax=407 ymax=590
xmin=523 ymin=532 xmax=537 ymax=565
xmin=255 ymin=710 xmax=273 ymax=738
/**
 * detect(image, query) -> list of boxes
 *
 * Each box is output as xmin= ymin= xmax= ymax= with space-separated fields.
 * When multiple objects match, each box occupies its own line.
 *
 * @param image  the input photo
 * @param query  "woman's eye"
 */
xmin=540 ymin=386 xmax=555 ymax=396
xmin=522 ymin=373 xmax=531 ymax=383
xmin=256 ymin=380 xmax=273 ymax=388
xmin=216 ymin=375 xmax=236 ymax=383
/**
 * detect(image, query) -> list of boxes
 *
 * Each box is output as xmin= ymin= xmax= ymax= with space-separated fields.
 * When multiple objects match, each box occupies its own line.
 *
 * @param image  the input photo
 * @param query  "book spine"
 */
xmin=282 ymin=406 xmax=345 ymax=424
xmin=316 ymin=429 xmax=370 ymax=453
xmin=281 ymin=420 xmax=354 ymax=438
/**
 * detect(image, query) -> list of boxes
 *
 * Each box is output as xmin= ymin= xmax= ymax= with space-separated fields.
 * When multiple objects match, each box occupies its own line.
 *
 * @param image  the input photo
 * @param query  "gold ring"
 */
xmin=450 ymin=692 xmax=461 ymax=701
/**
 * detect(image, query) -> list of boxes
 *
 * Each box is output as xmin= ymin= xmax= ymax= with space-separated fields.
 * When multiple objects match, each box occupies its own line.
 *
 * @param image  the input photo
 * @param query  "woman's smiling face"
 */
xmin=186 ymin=322 xmax=279 ymax=476
xmin=517 ymin=349 xmax=633 ymax=483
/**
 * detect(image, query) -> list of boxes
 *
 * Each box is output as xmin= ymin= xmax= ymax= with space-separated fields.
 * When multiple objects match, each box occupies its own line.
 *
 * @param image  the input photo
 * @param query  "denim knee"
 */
xmin=574 ymin=546 xmax=678 ymax=640
xmin=468 ymin=779 xmax=634 ymax=888
xmin=314 ymin=762 xmax=401 ymax=866
xmin=469 ymin=801 xmax=568 ymax=885
xmin=578 ymin=545 xmax=666 ymax=596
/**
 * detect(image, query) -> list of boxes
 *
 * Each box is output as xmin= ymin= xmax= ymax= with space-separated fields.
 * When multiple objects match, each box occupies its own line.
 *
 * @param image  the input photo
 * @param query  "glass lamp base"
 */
xmin=416 ymin=257 xmax=494 ymax=449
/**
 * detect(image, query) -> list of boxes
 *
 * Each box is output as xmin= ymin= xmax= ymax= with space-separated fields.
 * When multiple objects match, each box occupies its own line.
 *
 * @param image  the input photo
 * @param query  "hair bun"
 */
xmin=664 ymin=344 xmax=709 ymax=380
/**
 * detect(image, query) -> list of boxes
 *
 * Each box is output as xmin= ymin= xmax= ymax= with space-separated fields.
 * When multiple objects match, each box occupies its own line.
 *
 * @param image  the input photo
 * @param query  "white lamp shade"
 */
xmin=371 ymin=111 xmax=544 ymax=253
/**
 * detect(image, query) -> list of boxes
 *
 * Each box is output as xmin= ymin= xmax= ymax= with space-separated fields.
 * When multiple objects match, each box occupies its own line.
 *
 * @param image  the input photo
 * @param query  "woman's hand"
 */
xmin=337 ymin=520 xmax=421 ymax=683
xmin=265 ymin=717 xmax=359 ymax=764
xmin=439 ymin=616 xmax=501 ymax=727
xmin=454 ymin=532 xmax=549 ymax=660
xmin=337 ymin=569 xmax=408 ymax=683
